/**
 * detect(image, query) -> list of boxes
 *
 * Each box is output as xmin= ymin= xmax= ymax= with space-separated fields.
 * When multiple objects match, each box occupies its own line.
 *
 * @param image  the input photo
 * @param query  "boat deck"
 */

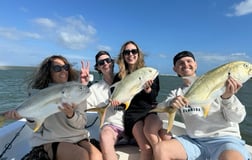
xmin=0 ymin=113 xmax=251 ymax=160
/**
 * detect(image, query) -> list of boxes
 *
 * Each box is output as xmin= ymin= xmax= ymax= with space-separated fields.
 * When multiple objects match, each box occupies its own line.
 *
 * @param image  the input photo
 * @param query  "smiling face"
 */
xmin=96 ymin=54 xmax=113 ymax=76
xmin=173 ymin=56 xmax=197 ymax=77
xmin=123 ymin=43 xmax=139 ymax=67
xmin=50 ymin=58 xmax=69 ymax=83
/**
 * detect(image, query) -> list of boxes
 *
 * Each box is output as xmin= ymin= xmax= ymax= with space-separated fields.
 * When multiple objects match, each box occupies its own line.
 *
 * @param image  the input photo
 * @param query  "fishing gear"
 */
xmin=85 ymin=116 xmax=98 ymax=128
xmin=0 ymin=124 xmax=26 ymax=159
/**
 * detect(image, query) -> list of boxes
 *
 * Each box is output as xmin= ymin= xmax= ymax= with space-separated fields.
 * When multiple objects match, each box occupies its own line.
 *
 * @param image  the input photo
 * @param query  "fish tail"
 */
xmin=167 ymin=112 xmax=176 ymax=132
xmin=203 ymin=104 xmax=211 ymax=118
xmin=84 ymin=104 xmax=109 ymax=128
xmin=149 ymin=106 xmax=168 ymax=113
xmin=99 ymin=107 xmax=108 ymax=128
xmin=0 ymin=115 xmax=6 ymax=127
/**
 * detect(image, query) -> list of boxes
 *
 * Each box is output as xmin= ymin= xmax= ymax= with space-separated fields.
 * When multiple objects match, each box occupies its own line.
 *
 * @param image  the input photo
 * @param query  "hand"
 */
xmin=4 ymin=110 xmax=21 ymax=120
xmin=170 ymin=95 xmax=189 ymax=109
xmin=80 ymin=60 xmax=90 ymax=85
xmin=59 ymin=103 xmax=76 ymax=118
xmin=144 ymin=80 xmax=153 ymax=93
xmin=221 ymin=76 xmax=242 ymax=99
xmin=110 ymin=100 xmax=121 ymax=107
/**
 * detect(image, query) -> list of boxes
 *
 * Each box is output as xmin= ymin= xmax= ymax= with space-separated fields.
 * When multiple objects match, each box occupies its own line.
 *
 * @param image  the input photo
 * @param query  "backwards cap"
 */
xmin=173 ymin=51 xmax=195 ymax=65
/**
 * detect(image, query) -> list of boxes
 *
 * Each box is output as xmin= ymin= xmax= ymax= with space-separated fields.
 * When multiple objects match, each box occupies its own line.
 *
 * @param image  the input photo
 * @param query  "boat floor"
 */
xmin=0 ymin=113 xmax=251 ymax=160
xmin=116 ymin=145 xmax=140 ymax=160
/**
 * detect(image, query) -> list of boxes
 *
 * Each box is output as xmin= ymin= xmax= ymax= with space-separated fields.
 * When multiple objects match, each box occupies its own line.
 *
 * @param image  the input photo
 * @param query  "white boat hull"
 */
xmin=0 ymin=112 xmax=251 ymax=160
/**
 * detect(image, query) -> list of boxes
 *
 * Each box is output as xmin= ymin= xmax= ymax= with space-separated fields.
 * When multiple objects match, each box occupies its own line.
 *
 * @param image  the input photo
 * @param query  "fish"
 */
xmin=0 ymin=82 xmax=91 ymax=132
xmin=151 ymin=61 xmax=252 ymax=132
xmin=85 ymin=67 xmax=159 ymax=127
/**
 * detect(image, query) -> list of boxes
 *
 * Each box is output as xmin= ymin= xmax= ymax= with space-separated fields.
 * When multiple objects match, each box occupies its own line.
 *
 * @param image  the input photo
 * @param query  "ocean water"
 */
xmin=0 ymin=66 xmax=251 ymax=145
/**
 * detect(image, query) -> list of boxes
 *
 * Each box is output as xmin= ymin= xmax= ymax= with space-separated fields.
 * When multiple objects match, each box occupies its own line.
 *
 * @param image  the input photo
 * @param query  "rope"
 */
xmin=85 ymin=116 xmax=98 ymax=129
xmin=0 ymin=124 xmax=26 ymax=159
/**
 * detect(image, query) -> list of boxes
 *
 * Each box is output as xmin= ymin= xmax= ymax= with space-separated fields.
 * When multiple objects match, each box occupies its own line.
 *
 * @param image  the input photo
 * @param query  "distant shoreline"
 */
xmin=0 ymin=66 xmax=37 ymax=70
xmin=0 ymin=66 xmax=176 ymax=76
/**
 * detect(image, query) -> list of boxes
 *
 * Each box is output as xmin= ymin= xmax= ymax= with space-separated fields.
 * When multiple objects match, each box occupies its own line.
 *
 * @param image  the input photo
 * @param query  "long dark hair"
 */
xmin=28 ymin=55 xmax=78 ymax=89
xmin=94 ymin=50 xmax=114 ymax=74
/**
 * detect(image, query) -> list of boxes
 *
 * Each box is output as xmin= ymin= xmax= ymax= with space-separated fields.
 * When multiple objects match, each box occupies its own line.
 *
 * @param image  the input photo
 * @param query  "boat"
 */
xmin=0 ymin=112 xmax=251 ymax=160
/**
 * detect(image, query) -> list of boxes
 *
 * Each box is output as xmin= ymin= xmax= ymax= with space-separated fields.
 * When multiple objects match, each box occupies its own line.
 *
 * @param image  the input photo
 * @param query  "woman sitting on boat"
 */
xmin=4 ymin=55 xmax=102 ymax=160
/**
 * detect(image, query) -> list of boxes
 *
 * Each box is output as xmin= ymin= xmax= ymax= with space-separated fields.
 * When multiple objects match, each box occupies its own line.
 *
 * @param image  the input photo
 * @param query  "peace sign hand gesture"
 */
xmin=80 ymin=60 xmax=90 ymax=85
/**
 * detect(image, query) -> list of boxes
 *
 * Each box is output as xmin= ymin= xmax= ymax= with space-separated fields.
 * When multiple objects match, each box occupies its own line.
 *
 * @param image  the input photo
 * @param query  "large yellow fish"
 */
xmin=0 ymin=82 xmax=91 ymax=132
xmin=151 ymin=61 xmax=252 ymax=132
xmin=86 ymin=67 xmax=159 ymax=127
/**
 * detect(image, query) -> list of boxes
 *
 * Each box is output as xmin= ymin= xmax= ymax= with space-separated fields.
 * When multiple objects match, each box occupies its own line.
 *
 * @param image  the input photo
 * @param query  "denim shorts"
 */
xmin=176 ymin=135 xmax=251 ymax=160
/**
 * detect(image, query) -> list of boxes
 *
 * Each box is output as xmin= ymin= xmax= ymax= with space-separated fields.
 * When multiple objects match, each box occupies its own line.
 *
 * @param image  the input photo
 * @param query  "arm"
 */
xmin=60 ymin=103 xmax=87 ymax=129
xmin=220 ymin=77 xmax=246 ymax=123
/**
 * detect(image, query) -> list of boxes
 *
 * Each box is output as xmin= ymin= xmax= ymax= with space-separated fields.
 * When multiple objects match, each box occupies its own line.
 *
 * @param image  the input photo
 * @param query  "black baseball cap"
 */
xmin=173 ymin=51 xmax=195 ymax=65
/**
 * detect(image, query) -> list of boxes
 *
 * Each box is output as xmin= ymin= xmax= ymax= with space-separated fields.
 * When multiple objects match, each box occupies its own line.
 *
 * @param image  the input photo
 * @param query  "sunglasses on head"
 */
xmin=123 ymin=49 xmax=138 ymax=56
xmin=97 ymin=58 xmax=112 ymax=66
xmin=51 ymin=64 xmax=70 ymax=72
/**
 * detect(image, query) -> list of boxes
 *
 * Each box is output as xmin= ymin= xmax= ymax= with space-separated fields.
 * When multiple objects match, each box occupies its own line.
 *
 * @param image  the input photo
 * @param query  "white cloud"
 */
xmin=231 ymin=52 xmax=248 ymax=57
xmin=196 ymin=52 xmax=250 ymax=63
xmin=228 ymin=0 xmax=252 ymax=16
xmin=32 ymin=16 xmax=97 ymax=50
xmin=159 ymin=53 xmax=167 ymax=58
xmin=0 ymin=27 xmax=41 ymax=40
xmin=56 ymin=16 xmax=96 ymax=50
xmin=0 ymin=15 xmax=97 ymax=50
xmin=33 ymin=18 xmax=56 ymax=28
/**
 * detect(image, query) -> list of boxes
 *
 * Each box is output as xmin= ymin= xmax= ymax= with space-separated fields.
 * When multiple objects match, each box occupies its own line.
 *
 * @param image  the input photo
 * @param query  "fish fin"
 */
xmin=124 ymin=101 xmax=131 ymax=110
xmin=203 ymin=104 xmax=211 ymax=118
xmin=0 ymin=115 xmax=6 ymax=127
xmin=167 ymin=111 xmax=176 ymax=133
xmin=33 ymin=120 xmax=43 ymax=132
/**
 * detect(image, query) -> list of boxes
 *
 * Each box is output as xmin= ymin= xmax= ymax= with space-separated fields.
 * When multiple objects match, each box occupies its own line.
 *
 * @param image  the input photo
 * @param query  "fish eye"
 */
xmin=243 ymin=63 xmax=249 ymax=68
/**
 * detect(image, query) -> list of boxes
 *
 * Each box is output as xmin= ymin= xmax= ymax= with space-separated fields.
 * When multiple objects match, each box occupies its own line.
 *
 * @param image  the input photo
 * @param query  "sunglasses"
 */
xmin=123 ymin=49 xmax=138 ymax=56
xmin=51 ymin=64 xmax=70 ymax=72
xmin=97 ymin=58 xmax=112 ymax=66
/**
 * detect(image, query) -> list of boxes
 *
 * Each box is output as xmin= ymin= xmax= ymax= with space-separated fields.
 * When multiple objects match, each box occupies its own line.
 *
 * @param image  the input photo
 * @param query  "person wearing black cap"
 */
xmin=81 ymin=51 xmax=125 ymax=160
xmin=153 ymin=51 xmax=251 ymax=160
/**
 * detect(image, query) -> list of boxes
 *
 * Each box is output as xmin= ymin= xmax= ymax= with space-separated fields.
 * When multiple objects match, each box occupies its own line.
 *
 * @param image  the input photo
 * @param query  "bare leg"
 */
xmin=100 ymin=125 xmax=118 ymax=160
xmin=144 ymin=114 xmax=163 ymax=146
xmin=159 ymin=128 xmax=173 ymax=141
xmin=153 ymin=139 xmax=187 ymax=160
xmin=133 ymin=121 xmax=153 ymax=160
xmin=219 ymin=150 xmax=244 ymax=160
xmin=53 ymin=142 xmax=90 ymax=160
xmin=77 ymin=140 xmax=103 ymax=160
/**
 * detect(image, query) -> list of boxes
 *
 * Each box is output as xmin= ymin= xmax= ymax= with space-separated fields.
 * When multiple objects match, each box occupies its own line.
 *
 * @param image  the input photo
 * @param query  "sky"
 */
xmin=0 ymin=0 xmax=252 ymax=75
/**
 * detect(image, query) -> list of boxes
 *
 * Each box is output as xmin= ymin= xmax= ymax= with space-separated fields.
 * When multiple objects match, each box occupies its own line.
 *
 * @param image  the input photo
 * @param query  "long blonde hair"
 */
xmin=116 ymin=40 xmax=145 ymax=79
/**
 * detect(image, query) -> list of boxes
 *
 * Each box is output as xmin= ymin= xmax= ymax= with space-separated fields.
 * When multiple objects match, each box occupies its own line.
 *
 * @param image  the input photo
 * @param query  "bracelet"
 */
xmin=221 ymin=95 xmax=231 ymax=99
